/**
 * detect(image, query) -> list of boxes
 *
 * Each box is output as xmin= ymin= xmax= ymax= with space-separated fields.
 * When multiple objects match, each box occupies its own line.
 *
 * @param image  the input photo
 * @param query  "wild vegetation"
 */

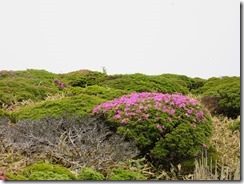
xmin=196 ymin=76 xmax=240 ymax=118
xmin=0 ymin=69 xmax=240 ymax=180
xmin=93 ymin=92 xmax=214 ymax=172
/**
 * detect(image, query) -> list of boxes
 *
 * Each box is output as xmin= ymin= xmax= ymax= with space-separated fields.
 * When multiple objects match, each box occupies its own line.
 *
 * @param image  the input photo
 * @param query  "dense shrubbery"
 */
xmin=18 ymin=162 xmax=76 ymax=180
xmin=160 ymin=74 xmax=206 ymax=92
xmin=5 ymin=162 xmax=74 ymax=180
xmin=0 ymin=115 xmax=139 ymax=172
xmin=98 ymin=73 xmax=189 ymax=94
xmin=11 ymin=94 xmax=105 ymax=121
xmin=64 ymin=85 xmax=130 ymax=100
xmin=107 ymin=168 xmax=146 ymax=180
xmin=77 ymin=167 xmax=105 ymax=180
xmin=0 ymin=69 xmax=240 ymax=180
xmin=60 ymin=70 xmax=106 ymax=87
xmin=0 ymin=69 xmax=60 ymax=107
xmin=0 ymin=69 xmax=239 ymax=120
xmin=10 ymin=85 xmax=130 ymax=121
xmin=196 ymin=77 xmax=240 ymax=118
xmin=93 ymin=92 xmax=213 ymax=169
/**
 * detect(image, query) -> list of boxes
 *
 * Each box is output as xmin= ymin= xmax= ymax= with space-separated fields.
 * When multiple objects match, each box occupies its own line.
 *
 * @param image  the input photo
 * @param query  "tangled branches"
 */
xmin=0 ymin=115 xmax=139 ymax=172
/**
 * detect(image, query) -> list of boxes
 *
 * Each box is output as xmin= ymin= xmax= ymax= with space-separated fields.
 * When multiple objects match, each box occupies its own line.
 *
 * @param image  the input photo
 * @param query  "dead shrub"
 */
xmin=0 ymin=115 xmax=139 ymax=173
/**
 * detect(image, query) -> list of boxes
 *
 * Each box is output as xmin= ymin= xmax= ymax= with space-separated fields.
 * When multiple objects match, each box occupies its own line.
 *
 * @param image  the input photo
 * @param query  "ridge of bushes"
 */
xmin=0 ymin=69 xmax=240 ymax=180
xmin=196 ymin=76 xmax=240 ymax=118
xmin=10 ymin=94 xmax=105 ymax=122
xmin=160 ymin=74 xmax=206 ymax=92
xmin=60 ymin=69 xmax=107 ymax=87
xmin=0 ymin=69 xmax=62 ymax=107
xmin=97 ymin=73 xmax=190 ymax=94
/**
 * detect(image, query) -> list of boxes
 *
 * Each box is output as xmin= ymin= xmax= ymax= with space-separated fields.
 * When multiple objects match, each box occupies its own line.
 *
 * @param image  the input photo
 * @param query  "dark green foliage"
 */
xmin=98 ymin=73 xmax=189 ymax=94
xmin=11 ymin=94 xmax=105 ymax=121
xmin=190 ymin=77 xmax=206 ymax=91
xmin=160 ymin=74 xmax=206 ymax=92
xmin=64 ymin=85 xmax=130 ymax=100
xmin=151 ymin=122 xmax=213 ymax=169
xmin=60 ymin=70 xmax=106 ymax=87
xmin=77 ymin=167 xmax=105 ymax=180
xmin=18 ymin=162 xmax=76 ymax=180
xmin=117 ymin=117 xmax=212 ymax=170
xmin=11 ymin=85 xmax=130 ymax=121
xmin=108 ymin=168 xmax=146 ymax=180
xmin=196 ymin=77 xmax=240 ymax=118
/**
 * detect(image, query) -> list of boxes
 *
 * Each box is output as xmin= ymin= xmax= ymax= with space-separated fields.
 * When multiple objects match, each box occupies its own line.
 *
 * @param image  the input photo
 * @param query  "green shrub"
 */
xmin=5 ymin=172 xmax=27 ymax=180
xmin=0 ymin=69 xmax=60 ymax=106
xmin=160 ymin=74 xmax=206 ymax=92
xmin=196 ymin=77 xmax=240 ymax=118
xmin=64 ymin=85 xmax=130 ymax=100
xmin=19 ymin=162 xmax=76 ymax=180
xmin=27 ymin=171 xmax=71 ymax=180
xmin=77 ymin=167 xmax=105 ymax=180
xmin=108 ymin=168 xmax=146 ymax=180
xmin=11 ymin=94 xmax=105 ymax=121
xmin=190 ymin=78 xmax=206 ymax=92
xmin=61 ymin=70 xmax=106 ymax=87
xmin=93 ymin=92 xmax=213 ymax=169
xmin=98 ymin=73 xmax=189 ymax=94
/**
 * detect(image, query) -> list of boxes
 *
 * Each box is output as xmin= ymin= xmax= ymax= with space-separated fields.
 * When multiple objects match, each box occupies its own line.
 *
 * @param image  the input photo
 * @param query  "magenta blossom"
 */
xmin=1 ymin=170 xmax=6 ymax=175
xmin=93 ymin=92 xmax=207 ymax=125
xmin=114 ymin=114 xmax=121 ymax=119
xmin=0 ymin=170 xmax=7 ymax=180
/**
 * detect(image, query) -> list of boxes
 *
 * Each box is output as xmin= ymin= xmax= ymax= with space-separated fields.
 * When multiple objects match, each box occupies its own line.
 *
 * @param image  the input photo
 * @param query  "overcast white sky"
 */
xmin=0 ymin=0 xmax=240 ymax=79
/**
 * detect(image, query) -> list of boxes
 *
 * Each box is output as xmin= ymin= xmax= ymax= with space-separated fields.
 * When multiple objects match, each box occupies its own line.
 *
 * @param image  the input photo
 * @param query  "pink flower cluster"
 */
xmin=93 ymin=92 xmax=207 ymax=129
xmin=54 ymin=79 xmax=66 ymax=89
xmin=0 ymin=170 xmax=7 ymax=180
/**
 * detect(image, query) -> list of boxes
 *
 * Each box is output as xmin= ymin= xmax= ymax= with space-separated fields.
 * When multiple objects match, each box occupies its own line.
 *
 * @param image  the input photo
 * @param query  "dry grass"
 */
xmin=0 ymin=152 xmax=45 ymax=175
xmin=185 ymin=115 xmax=240 ymax=180
xmin=3 ymin=92 xmax=66 ymax=113
xmin=187 ymin=93 xmax=202 ymax=102
xmin=44 ymin=92 xmax=66 ymax=101
xmin=1 ymin=99 xmax=35 ymax=112
xmin=192 ymin=150 xmax=240 ymax=180
xmin=210 ymin=116 xmax=240 ymax=172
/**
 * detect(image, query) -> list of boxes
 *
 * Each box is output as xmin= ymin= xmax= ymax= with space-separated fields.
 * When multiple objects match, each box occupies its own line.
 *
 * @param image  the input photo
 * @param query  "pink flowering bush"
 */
xmin=93 ymin=92 xmax=213 ymax=170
